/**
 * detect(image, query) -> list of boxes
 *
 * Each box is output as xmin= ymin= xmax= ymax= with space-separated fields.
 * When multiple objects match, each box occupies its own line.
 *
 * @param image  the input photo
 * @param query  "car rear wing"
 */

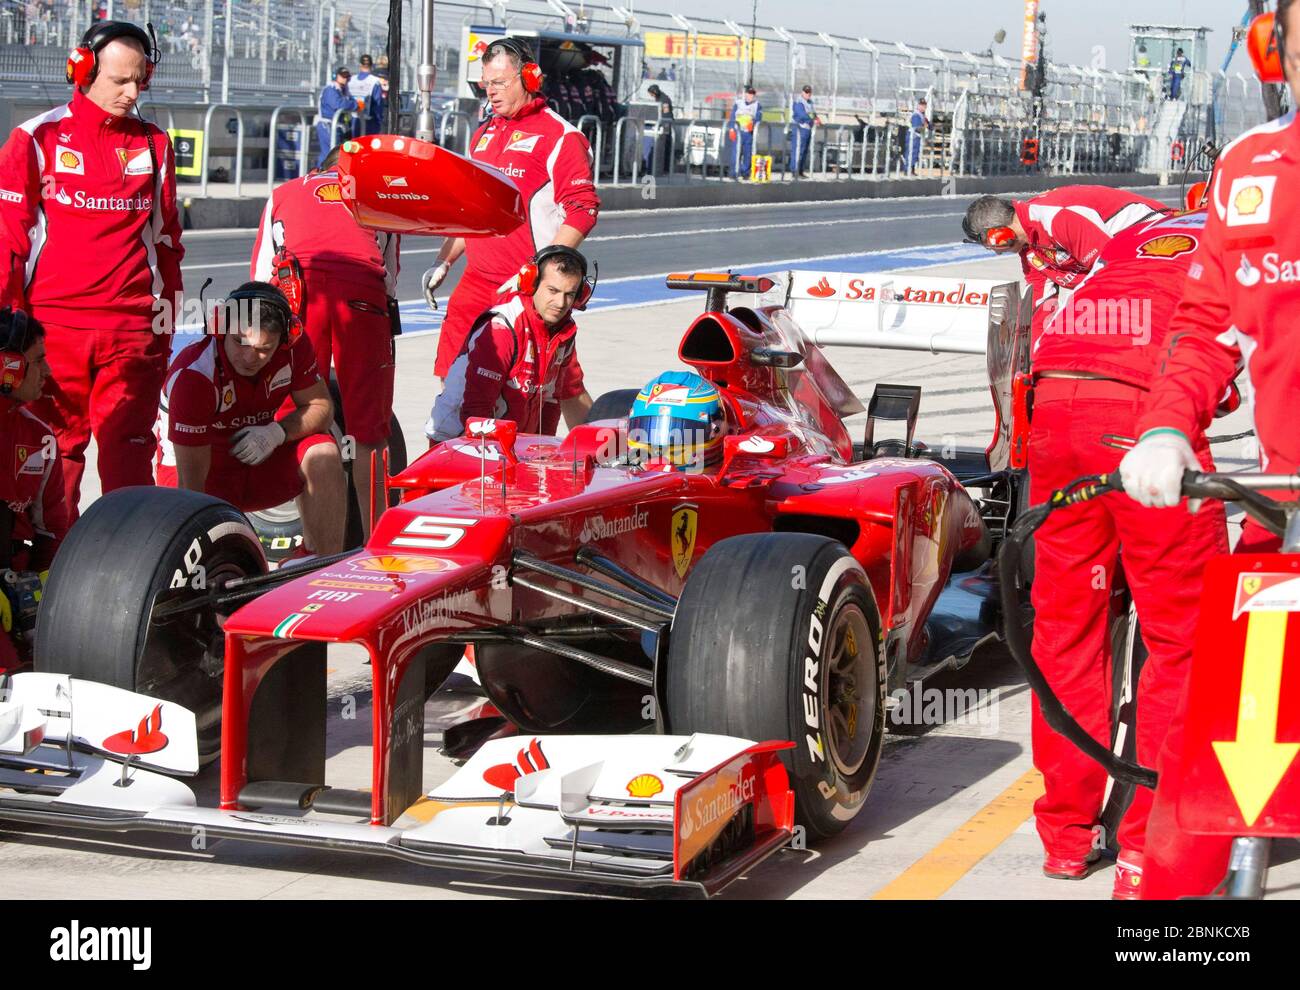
xmin=761 ymin=270 xmax=1033 ymax=474
xmin=762 ymin=270 xmax=1027 ymax=356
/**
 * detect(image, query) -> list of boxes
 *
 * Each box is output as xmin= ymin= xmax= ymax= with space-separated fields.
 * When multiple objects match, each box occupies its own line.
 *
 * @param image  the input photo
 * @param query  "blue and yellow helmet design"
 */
xmin=627 ymin=371 xmax=727 ymax=470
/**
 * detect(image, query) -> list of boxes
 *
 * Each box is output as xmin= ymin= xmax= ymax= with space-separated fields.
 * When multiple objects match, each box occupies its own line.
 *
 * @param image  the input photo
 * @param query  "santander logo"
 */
xmin=102 ymin=704 xmax=169 ymax=756
xmin=807 ymin=276 xmax=836 ymax=298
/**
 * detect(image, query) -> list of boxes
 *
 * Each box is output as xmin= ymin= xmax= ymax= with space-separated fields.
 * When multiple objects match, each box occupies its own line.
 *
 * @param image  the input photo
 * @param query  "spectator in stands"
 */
xmin=349 ymin=54 xmax=386 ymax=137
xmin=727 ymin=85 xmax=762 ymax=180
xmin=906 ymin=97 xmax=929 ymax=175
xmin=645 ymin=83 xmax=674 ymax=174
xmin=316 ymin=66 xmax=357 ymax=166
xmin=790 ymin=85 xmax=820 ymax=178
xmin=1168 ymin=47 xmax=1191 ymax=100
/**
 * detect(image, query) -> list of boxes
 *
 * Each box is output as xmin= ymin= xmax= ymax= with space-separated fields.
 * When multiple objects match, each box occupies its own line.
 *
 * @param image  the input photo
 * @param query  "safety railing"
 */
xmin=200 ymin=104 xmax=245 ymax=197
xmin=610 ymin=115 xmax=641 ymax=189
xmin=267 ymin=105 xmax=311 ymax=192
xmin=437 ymin=111 xmax=473 ymax=155
xmin=575 ymin=115 xmax=605 ymax=187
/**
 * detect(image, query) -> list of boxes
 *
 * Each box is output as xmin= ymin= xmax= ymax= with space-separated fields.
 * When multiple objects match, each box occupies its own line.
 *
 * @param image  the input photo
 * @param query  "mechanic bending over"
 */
xmin=426 ymin=246 xmax=594 ymax=443
xmin=158 ymin=282 xmax=346 ymax=557
xmin=0 ymin=308 xmax=69 ymax=673
xmin=1119 ymin=0 xmax=1300 ymax=900
xmin=962 ymin=186 xmax=1169 ymax=348
xmin=252 ymin=144 xmax=400 ymax=539
xmin=421 ymin=36 xmax=600 ymax=384
xmin=1026 ymin=211 xmax=1229 ymax=899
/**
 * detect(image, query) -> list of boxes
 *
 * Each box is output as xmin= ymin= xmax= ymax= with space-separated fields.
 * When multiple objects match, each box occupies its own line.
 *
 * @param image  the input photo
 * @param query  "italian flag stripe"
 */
xmin=273 ymin=613 xmax=308 ymax=639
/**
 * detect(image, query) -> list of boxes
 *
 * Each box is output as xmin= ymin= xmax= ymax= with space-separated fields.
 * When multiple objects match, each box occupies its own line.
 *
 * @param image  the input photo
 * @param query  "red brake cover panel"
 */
xmin=338 ymin=134 xmax=526 ymax=237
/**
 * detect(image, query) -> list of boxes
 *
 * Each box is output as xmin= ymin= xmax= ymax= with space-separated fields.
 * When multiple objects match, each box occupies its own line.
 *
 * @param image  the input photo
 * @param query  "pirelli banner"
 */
xmin=645 ymin=32 xmax=767 ymax=63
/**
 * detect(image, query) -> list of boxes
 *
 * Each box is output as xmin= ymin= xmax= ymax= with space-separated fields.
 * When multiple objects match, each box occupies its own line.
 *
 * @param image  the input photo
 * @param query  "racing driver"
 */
xmin=1027 ymin=210 xmax=1229 ymax=899
xmin=1118 ymin=0 xmax=1300 ymax=899
xmin=421 ymin=37 xmax=600 ymax=383
xmin=0 ymin=307 xmax=68 ymax=672
xmin=159 ymin=282 xmax=346 ymax=557
xmin=962 ymin=186 xmax=1169 ymax=346
xmin=627 ymin=371 xmax=728 ymax=473
xmin=426 ymin=246 xmax=593 ymax=442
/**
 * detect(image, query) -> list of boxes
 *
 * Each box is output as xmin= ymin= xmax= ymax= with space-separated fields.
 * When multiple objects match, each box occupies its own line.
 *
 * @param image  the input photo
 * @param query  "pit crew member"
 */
xmin=161 ymin=282 xmax=346 ymax=556
xmin=315 ymin=66 xmax=358 ymax=167
xmin=0 ymin=308 xmax=68 ymax=672
xmin=962 ymin=186 xmax=1170 ymax=347
xmin=348 ymin=54 xmax=386 ymax=137
xmin=1027 ymin=210 xmax=1229 ymax=899
xmin=789 ymin=85 xmax=820 ymax=178
xmin=0 ymin=21 xmax=182 ymax=519
xmin=251 ymin=144 xmax=399 ymax=538
xmin=627 ymin=371 xmax=727 ymax=472
xmin=1118 ymin=0 xmax=1300 ymax=899
xmin=727 ymin=86 xmax=762 ymax=179
xmin=425 ymin=246 xmax=593 ymax=442
xmin=421 ymin=37 xmax=600 ymax=380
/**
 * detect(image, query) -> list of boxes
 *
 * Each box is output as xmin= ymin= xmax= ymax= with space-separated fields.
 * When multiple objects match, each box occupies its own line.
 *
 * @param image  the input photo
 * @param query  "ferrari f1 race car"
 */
xmin=0 ymin=137 xmax=1061 ymax=897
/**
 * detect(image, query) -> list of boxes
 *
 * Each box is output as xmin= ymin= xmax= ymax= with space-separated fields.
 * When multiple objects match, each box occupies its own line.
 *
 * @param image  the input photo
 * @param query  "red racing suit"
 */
xmin=250 ymin=167 xmax=399 ymax=445
xmin=0 ymin=89 xmax=184 ymax=515
xmin=1 ymin=398 xmax=69 ymax=669
xmin=159 ymin=334 xmax=334 ymax=512
xmin=1131 ymin=110 xmax=1300 ymax=898
xmin=1028 ymin=211 xmax=1229 ymax=865
xmin=1016 ymin=185 xmax=1169 ymax=349
xmin=426 ymin=292 xmax=583 ymax=441
xmin=435 ymin=97 xmax=599 ymax=376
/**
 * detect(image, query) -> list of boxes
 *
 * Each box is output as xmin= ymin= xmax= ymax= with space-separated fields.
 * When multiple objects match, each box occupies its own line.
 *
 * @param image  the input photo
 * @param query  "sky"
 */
xmin=632 ymin=0 xmax=1253 ymax=71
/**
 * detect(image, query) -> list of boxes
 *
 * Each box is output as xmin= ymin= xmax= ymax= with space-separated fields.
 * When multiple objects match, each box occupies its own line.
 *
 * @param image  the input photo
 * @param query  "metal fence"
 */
xmin=0 ymin=0 xmax=1274 ymax=188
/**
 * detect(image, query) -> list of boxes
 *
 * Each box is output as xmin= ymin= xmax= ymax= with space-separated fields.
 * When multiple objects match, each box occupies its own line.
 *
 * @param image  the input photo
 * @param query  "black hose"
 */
xmin=996 ymin=473 xmax=1160 ymax=791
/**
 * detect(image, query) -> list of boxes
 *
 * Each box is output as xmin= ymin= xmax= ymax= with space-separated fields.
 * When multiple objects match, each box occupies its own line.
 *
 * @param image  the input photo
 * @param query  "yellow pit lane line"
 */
xmin=874 ymin=769 xmax=1044 ymax=900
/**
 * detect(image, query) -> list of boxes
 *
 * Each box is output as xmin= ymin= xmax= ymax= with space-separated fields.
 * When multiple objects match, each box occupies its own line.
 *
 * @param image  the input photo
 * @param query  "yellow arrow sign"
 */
xmin=1212 ymin=610 xmax=1300 ymax=827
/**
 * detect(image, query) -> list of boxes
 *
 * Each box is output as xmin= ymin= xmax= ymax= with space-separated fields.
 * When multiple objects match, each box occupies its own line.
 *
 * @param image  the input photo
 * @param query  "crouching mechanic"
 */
xmin=962 ymin=186 xmax=1169 ymax=346
xmin=1027 ymin=211 xmax=1229 ymax=899
xmin=161 ymin=282 xmax=346 ymax=556
xmin=425 ymin=246 xmax=594 ymax=442
xmin=1119 ymin=1 xmax=1300 ymax=895
xmin=0 ymin=308 xmax=69 ymax=671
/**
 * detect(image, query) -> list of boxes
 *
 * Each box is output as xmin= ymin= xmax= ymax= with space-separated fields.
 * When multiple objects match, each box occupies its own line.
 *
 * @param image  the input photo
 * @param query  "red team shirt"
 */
xmin=163 ymin=335 xmax=321 ymax=450
xmin=464 ymin=97 xmax=600 ymax=282
xmin=1016 ymin=185 xmax=1169 ymax=346
xmin=1138 ymin=111 xmax=1300 ymax=476
xmin=1033 ymin=211 xmax=1208 ymax=383
xmin=0 ymin=89 xmax=183 ymax=328
xmin=428 ymin=293 xmax=583 ymax=440
xmin=0 ymin=401 xmax=68 ymax=572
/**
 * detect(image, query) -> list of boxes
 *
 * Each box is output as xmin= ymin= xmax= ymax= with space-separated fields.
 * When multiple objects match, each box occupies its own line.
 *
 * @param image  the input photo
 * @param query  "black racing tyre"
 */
xmin=583 ymin=388 xmax=640 ymax=424
xmin=35 ymin=487 xmax=267 ymax=761
xmin=665 ymin=533 xmax=886 ymax=839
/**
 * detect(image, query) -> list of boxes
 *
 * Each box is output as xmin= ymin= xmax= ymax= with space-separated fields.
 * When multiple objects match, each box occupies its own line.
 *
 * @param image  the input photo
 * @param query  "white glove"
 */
xmin=229 ymin=421 xmax=286 ymax=466
xmin=422 ymin=262 xmax=450 ymax=308
xmin=1119 ymin=429 xmax=1199 ymax=509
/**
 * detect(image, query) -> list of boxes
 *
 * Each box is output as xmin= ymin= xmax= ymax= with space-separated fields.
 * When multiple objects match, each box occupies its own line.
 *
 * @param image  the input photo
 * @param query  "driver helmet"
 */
xmin=627 ymin=371 xmax=727 ymax=471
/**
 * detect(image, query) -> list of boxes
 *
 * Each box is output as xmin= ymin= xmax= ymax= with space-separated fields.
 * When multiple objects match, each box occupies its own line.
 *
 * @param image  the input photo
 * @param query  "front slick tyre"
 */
xmin=666 ymin=533 xmax=885 ymax=838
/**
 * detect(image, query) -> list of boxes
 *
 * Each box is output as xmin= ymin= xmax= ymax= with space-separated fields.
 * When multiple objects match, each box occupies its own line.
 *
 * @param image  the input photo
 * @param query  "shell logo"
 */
xmin=58 ymin=150 xmax=80 ymax=169
xmin=626 ymin=773 xmax=664 ymax=799
xmin=349 ymin=554 xmax=451 ymax=574
xmin=1137 ymin=234 xmax=1197 ymax=259
xmin=314 ymin=182 xmax=343 ymax=203
xmin=1234 ymin=185 xmax=1265 ymax=217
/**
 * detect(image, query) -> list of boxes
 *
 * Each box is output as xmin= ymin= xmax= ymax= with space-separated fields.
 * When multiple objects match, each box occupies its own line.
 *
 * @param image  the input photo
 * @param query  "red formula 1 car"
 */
xmin=0 ymin=138 xmax=1037 ymax=896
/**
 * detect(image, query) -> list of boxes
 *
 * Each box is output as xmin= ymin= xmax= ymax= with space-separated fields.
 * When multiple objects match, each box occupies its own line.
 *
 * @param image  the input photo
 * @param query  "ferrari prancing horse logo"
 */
xmin=671 ymin=505 xmax=698 ymax=579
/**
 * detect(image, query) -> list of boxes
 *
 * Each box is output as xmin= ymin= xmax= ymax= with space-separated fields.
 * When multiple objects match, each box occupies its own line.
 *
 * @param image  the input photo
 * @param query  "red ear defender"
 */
xmin=517 ymin=261 xmax=540 ymax=296
xmin=65 ymin=46 xmax=95 ymax=86
xmin=0 ymin=352 xmax=25 ymax=396
xmin=1249 ymin=12 xmax=1286 ymax=84
xmin=984 ymin=226 xmax=1018 ymax=248
xmin=520 ymin=59 xmax=544 ymax=93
